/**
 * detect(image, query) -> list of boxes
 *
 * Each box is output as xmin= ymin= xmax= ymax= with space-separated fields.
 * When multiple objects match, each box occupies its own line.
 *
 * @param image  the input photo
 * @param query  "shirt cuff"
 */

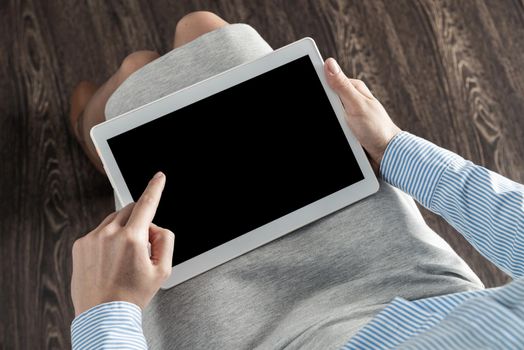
xmin=379 ymin=131 xmax=461 ymax=209
xmin=71 ymin=301 xmax=147 ymax=350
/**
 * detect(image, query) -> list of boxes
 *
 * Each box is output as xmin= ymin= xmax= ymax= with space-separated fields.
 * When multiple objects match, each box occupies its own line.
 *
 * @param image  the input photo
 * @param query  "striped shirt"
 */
xmin=71 ymin=132 xmax=524 ymax=349
xmin=343 ymin=132 xmax=524 ymax=349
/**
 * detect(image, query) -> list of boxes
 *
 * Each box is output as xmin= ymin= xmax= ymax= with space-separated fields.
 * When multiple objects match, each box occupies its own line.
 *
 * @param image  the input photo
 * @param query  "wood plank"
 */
xmin=5 ymin=0 xmax=77 ymax=347
xmin=0 ymin=4 xmax=20 ymax=349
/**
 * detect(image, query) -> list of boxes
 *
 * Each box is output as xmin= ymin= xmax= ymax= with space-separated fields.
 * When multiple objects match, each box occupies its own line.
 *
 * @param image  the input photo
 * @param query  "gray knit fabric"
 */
xmin=105 ymin=24 xmax=483 ymax=350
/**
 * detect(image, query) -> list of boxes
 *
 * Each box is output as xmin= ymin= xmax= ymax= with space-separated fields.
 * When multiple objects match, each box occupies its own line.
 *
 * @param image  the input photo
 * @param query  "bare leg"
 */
xmin=173 ymin=11 xmax=229 ymax=48
xmin=70 ymin=11 xmax=229 ymax=172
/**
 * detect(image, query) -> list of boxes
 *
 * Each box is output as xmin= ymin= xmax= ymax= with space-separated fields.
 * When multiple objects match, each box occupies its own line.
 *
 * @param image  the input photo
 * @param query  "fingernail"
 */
xmin=326 ymin=58 xmax=340 ymax=76
xmin=153 ymin=171 xmax=164 ymax=179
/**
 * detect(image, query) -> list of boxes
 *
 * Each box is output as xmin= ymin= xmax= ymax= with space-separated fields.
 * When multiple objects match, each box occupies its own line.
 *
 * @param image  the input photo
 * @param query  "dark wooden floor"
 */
xmin=1 ymin=0 xmax=523 ymax=348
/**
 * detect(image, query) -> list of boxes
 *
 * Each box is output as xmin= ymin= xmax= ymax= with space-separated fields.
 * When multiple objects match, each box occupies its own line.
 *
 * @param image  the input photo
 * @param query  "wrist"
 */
xmin=73 ymin=300 xmax=141 ymax=321
xmin=74 ymin=294 xmax=146 ymax=317
xmin=370 ymin=126 xmax=402 ymax=172
xmin=376 ymin=128 xmax=402 ymax=174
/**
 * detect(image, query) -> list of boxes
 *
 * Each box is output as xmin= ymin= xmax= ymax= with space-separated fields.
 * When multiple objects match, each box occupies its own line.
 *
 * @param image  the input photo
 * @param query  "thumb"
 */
xmin=324 ymin=58 xmax=366 ymax=111
xmin=149 ymin=223 xmax=175 ymax=278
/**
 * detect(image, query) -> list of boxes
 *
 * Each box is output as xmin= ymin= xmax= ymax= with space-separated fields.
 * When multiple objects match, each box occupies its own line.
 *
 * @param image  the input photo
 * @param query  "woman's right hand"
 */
xmin=71 ymin=172 xmax=174 ymax=317
xmin=324 ymin=58 xmax=401 ymax=173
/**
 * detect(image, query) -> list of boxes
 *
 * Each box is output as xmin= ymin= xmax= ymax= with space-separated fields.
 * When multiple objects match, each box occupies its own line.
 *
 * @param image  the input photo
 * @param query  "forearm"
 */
xmin=71 ymin=302 xmax=147 ymax=350
xmin=381 ymin=131 xmax=524 ymax=278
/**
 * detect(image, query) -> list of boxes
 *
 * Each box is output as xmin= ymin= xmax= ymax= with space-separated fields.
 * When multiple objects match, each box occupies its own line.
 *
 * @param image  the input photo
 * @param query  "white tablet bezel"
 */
xmin=91 ymin=37 xmax=379 ymax=289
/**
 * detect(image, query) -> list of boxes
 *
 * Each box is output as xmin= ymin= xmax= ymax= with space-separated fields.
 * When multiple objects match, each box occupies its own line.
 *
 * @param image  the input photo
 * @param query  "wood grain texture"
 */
xmin=1 ymin=0 xmax=523 ymax=348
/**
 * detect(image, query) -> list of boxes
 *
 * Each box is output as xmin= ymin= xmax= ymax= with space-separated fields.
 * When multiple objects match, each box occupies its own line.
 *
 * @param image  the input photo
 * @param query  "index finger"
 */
xmin=126 ymin=172 xmax=166 ymax=232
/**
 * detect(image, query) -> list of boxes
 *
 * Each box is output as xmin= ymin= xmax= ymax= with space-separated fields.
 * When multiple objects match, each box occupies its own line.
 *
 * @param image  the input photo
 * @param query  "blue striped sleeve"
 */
xmin=380 ymin=132 xmax=524 ymax=278
xmin=71 ymin=301 xmax=147 ymax=350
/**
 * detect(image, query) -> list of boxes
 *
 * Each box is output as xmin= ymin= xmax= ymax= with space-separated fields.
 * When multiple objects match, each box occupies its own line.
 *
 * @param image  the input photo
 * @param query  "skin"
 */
xmin=323 ymin=57 xmax=401 ymax=173
xmin=71 ymin=172 xmax=174 ymax=316
xmin=70 ymin=12 xmax=402 ymax=316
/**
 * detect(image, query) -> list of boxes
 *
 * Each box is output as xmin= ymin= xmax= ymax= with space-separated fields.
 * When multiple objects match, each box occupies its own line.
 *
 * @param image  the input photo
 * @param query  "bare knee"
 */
xmin=119 ymin=50 xmax=160 ymax=79
xmin=174 ymin=11 xmax=228 ymax=48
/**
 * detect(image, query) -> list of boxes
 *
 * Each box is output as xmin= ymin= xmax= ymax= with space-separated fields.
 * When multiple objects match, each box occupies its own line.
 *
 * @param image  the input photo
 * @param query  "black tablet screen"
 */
xmin=108 ymin=55 xmax=364 ymax=266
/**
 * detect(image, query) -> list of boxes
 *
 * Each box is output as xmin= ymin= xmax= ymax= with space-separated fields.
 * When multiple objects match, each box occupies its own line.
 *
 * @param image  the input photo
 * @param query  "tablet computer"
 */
xmin=91 ymin=37 xmax=379 ymax=289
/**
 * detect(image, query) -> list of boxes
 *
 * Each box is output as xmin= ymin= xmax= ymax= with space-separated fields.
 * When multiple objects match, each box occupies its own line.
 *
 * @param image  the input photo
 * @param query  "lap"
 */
xmin=105 ymin=24 xmax=483 ymax=349
xmin=142 ymin=182 xmax=482 ymax=350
